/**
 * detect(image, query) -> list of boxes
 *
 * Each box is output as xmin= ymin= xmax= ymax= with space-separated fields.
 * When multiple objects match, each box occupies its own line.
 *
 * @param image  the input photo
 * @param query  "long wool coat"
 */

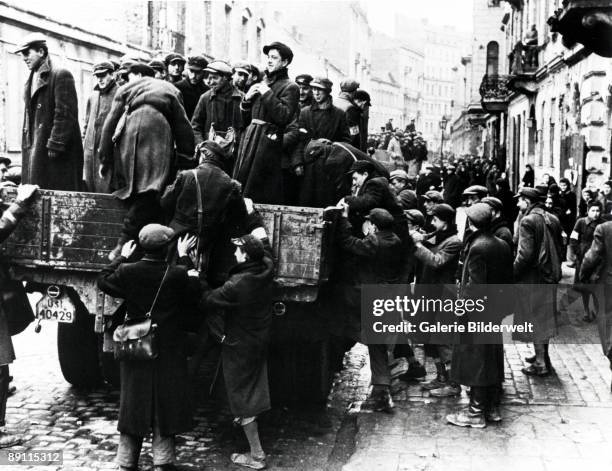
xmin=200 ymin=255 xmax=275 ymax=418
xmin=98 ymin=77 xmax=195 ymax=200
xmin=233 ymin=68 xmax=299 ymax=204
xmin=451 ymin=230 xmax=513 ymax=387
xmin=97 ymin=256 xmax=199 ymax=436
xmin=82 ymin=80 xmax=118 ymax=193
xmin=21 ymin=57 xmax=83 ymax=190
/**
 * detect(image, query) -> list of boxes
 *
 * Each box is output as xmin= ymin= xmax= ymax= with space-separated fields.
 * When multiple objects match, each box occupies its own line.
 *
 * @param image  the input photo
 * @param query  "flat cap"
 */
xmin=348 ymin=160 xmax=374 ymax=174
xmin=187 ymin=55 xmax=208 ymax=70
xmin=205 ymin=60 xmax=232 ymax=76
xmin=481 ymin=196 xmax=503 ymax=212
xmin=310 ymin=76 xmax=333 ymax=92
xmin=423 ymin=190 xmax=444 ymax=203
xmin=110 ymin=60 xmax=120 ymax=71
xmin=0 ymin=156 xmax=11 ymax=167
xmin=431 ymin=203 xmax=456 ymax=224
xmin=390 ymin=169 xmax=409 ymax=181
xmin=164 ymin=53 xmax=186 ymax=66
xmin=263 ymin=41 xmax=294 ymax=64
xmin=295 ymin=74 xmax=314 ymax=85
xmin=147 ymin=60 xmax=166 ymax=73
xmin=462 ymin=185 xmax=489 ymax=197
xmin=405 ymin=209 xmax=425 ymax=227
xmin=12 ymin=32 xmax=47 ymax=54
xmin=365 ymin=208 xmax=394 ymax=230
xmin=354 ymin=88 xmax=371 ymax=105
xmin=232 ymin=60 xmax=251 ymax=74
xmin=340 ymin=79 xmax=360 ymax=93
xmin=517 ymin=187 xmax=544 ymax=201
xmin=138 ymin=224 xmax=174 ymax=251
xmin=93 ymin=61 xmax=114 ymax=76
xmin=465 ymin=202 xmax=493 ymax=227
xmin=126 ymin=63 xmax=155 ymax=77
xmin=232 ymin=234 xmax=265 ymax=261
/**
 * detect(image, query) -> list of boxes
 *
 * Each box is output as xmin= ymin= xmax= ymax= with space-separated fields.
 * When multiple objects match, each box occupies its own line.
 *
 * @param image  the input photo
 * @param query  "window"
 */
xmin=241 ymin=16 xmax=249 ymax=59
xmin=486 ymin=41 xmax=499 ymax=76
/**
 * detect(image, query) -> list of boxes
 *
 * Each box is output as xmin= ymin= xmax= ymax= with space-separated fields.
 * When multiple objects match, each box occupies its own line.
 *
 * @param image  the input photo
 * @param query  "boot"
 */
xmin=370 ymin=387 xmax=394 ymax=413
xmin=446 ymin=386 xmax=486 ymax=428
xmin=485 ymin=385 xmax=502 ymax=423
xmin=399 ymin=361 xmax=427 ymax=381
xmin=0 ymin=430 xmax=21 ymax=448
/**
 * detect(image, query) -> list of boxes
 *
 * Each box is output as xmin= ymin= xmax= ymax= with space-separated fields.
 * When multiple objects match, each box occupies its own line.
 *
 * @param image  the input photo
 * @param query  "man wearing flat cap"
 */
xmin=191 ymin=61 xmax=244 ymax=159
xmin=99 ymin=61 xmax=195 ymax=260
xmin=232 ymin=61 xmax=251 ymax=93
xmin=164 ymin=53 xmax=186 ymax=84
xmin=481 ymin=196 xmax=513 ymax=249
xmin=443 ymin=164 xmax=467 ymax=209
xmin=295 ymin=74 xmax=314 ymax=108
xmin=175 ymin=55 xmax=209 ymax=120
xmin=353 ymin=89 xmax=371 ymax=151
xmin=148 ymin=60 xmax=167 ymax=80
xmin=233 ymin=41 xmax=299 ymax=204
xmin=513 ymin=185 xmax=563 ymax=377
xmin=290 ymin=77 xmax=350 ymax=207
xmin=82 ymin=61 xmax=118 ymax=193
xmin=335 ymin=79 xmax=362 ymax=150
xmin=446 ymin=202 xmax=513 ymax=428
xmin=16 ymin=32 xmax=83 ymax=190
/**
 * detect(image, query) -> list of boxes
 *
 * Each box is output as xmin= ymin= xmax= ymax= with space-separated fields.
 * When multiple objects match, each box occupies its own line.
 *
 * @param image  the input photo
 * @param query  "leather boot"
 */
xmin=485 ymin=385 xmax=502 ymax=423
xmin=446 ymin=386 xmax=486 ymax=428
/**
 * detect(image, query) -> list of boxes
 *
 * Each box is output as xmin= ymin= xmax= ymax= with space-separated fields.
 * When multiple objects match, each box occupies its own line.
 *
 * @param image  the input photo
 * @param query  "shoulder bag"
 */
xmin=113 ymin=265 xmax=170 ymax=361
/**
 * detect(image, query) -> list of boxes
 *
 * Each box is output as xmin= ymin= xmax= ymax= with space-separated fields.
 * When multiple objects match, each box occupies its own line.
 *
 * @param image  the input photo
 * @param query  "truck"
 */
xmin=1 ymin=187 xmax=339 ymax=403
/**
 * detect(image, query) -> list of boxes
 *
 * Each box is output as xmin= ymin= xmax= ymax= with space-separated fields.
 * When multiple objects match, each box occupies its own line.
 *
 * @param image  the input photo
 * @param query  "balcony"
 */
xmin=479 ymin=75 xmax=511 ymax=113
xmin=507 ymin=42 xmax=538 ymax=95
xmin=549 ymin=0 xmax=612 ymax=57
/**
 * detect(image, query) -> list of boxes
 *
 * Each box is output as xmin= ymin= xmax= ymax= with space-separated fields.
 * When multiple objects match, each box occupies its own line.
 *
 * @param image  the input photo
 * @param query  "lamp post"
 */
xmin=439 ymin=116 xmax=448 ymax=163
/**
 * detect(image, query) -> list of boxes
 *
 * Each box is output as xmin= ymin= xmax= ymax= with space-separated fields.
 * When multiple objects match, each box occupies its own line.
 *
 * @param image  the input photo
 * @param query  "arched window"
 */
xmin=486 ymin=41 xmax=499 ymax=76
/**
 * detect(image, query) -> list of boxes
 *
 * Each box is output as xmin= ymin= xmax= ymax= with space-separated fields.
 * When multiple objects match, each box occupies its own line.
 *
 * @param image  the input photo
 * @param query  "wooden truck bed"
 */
xmin=0 ymin=189 xmax=336 ymax=319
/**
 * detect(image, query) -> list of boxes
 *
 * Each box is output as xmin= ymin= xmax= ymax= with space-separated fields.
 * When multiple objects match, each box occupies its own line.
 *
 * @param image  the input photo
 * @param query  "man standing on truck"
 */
xmin=16 ymin=33 xmax=84 ymax=191
xmin=0 ymin=183 xmax=39 ymax=447
xmin=99 ymin=63 xmax=195 ymax=261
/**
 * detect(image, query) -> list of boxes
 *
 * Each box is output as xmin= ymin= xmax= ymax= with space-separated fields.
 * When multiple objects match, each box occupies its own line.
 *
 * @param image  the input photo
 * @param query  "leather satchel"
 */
xmin=113 ymin=266 xmax=169 ymax=361
xmin=0 ymin=279 xmax=35 ymax=336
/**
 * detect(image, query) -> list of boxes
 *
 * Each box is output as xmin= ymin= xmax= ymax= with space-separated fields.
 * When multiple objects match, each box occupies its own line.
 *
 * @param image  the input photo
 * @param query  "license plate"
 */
xmin=35 ymin=293 xmax=75 ymax=323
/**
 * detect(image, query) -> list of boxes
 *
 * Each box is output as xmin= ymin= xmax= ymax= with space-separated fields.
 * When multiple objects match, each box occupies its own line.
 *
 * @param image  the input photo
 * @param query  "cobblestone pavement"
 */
xmin=5 ymin=266 xmax=612 ymax=471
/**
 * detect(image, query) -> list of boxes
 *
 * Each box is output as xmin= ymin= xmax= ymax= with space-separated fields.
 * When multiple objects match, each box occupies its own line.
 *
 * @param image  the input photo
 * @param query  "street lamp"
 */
xmin=439 ymin=116 xmax=448 ymax=163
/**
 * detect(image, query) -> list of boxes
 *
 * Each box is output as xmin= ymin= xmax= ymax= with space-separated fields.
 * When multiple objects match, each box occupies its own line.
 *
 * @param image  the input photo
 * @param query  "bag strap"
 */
xmin=334 ymin=142 xmax=358 ymax=162
xmin=147 ymin=265 xmax=171 ymax=320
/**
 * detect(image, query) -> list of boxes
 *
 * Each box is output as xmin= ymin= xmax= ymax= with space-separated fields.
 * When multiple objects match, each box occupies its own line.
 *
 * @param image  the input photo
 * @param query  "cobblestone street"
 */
xmin=5 ymin=269 xmax=612 ymax=470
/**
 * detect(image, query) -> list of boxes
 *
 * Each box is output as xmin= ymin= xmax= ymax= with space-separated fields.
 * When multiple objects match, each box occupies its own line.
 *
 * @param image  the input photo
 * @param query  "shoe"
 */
xmin=421 ymin=375 xmax=447 ymax=391
xmin=446 ymin=409 xmax=486 ymax=428
xmin=525 ymin=354 xmax=553 ymax=371
xmin=521 ymin=364 xmax=550 ymax=377
xmin=390 ymin=357 xmax=410 ymax=379
xmin=485 ymin=406 xmax=502 ymax=423
xmin=371 ymin=389 xmax=394 ymax=413
xmin=0 ymin=431 xmax=22 ymax=448
xmin=524 ymin=354 xmax=536 ymax=364
xmin=399 ymin=362 xmax=427 ymax=381
xmin=230 ymin=452 xmax=266 ymax=470
xmin=430 ymin=383 xmax=461 ymax=397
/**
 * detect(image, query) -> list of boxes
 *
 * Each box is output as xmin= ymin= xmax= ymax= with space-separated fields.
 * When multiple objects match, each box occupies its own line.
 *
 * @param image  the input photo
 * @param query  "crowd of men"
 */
xmin=0 ymin=30 xmax=611 ymax=470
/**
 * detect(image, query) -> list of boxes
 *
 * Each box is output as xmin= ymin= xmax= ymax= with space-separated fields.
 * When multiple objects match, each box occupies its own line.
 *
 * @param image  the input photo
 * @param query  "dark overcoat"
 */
xmin=200 ymin=255 xmax=275 ymax=417
xmin=175 ymin=78 xmax=209 ymax=120
xmin=451 ymin=230 xmax=513 ymax=387
xmin=191 ymin=81 xmax=244 ymax=146
xmin=579 ymin=221 xmax=612 ymax=357
xmin=513 ymin=205 xmax=564 ymax=342
xmin=335 ymin=93 xmax=362 ymax=149
xmin=98 ymin=77 xmax=195 ymax=200
xmin=97 ymin=256 xmax=199 ymax=436
xmin=0 ymin=202 xmax=28 ymax=365
xmin=443 ymin=173 xmax=466 ymax=208
xmin=491 ymin=218 xmax=514 ymax=251
xmin=83 ymin=80 xmax=118 ymax=193
xmin=233 ymin=68 xmax=299 ymax=204
xmin=295 ymin=100 xmax=350 ymax=207
xmin=21 ymin=57 xmax=83 ymax=190
xmin=570 ymin=216 xmax=604 ymax=283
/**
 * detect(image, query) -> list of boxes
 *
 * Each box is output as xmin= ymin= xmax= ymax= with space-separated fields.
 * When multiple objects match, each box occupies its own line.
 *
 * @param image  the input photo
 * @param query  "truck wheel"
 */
xmin=57 ymin=289 xmax=102 ymax=388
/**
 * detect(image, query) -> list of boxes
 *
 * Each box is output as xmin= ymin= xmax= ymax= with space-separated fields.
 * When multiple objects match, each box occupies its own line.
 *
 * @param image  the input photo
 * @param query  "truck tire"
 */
xmin=57 ymin=289 xmax=102 ymax=388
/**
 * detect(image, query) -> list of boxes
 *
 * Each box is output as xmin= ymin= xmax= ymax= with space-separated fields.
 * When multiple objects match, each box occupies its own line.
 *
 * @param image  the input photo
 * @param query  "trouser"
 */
xmin=0 ymin=365 xmax=8 ymax=427
xmin=120 ymin=191 xmax=162 ymax=243
xmin=116 ymin=428 xmax=175 ymax=468
xmin=368 ymin=344 xmax=391 ymax=386
xmin=469 ymin=384 xmax=501 ymax=415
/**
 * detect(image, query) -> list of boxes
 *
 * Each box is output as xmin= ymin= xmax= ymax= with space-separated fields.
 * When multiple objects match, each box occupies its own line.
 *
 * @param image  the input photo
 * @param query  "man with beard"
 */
xmin=16 ymin=33 xmax=83 ymax=190
xmin=164 ymin=53 xmax=186 ymax=85
xmin=232 ymin=61 xmax=251 ymax=93
xmin=83 ymin=61 xmax=118 ymax=193
xmin=175 ymin=56 xmax=209 ymax=120
xmin=233 ymin=42 xmax=299 ymax=204
xmin=99 ymin=63 xmax=195 ymax=260
xmin=191 ymin=60 xmax=244 ymax=169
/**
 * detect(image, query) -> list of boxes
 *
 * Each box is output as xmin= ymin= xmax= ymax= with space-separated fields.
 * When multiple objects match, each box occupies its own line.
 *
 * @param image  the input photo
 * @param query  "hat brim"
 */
xmin=93 ymin=70 xmax=112 ymax=76
xmin=169 ymin=59 xmax=186 ymax=65
xmin=233 ymin=67 xmax=250 ymax=75
xmin=12 ymin=44 xmax=30 ymax=54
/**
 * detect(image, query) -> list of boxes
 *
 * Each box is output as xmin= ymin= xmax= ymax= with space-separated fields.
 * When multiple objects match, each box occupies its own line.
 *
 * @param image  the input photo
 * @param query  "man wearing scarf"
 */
xmin=233 ymin=42 xmax=299 ymax=204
